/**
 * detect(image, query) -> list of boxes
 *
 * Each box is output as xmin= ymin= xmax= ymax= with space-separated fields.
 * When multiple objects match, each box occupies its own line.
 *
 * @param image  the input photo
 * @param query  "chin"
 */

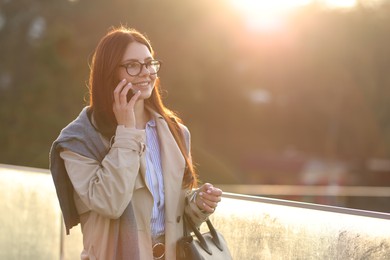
xmin=139 ymin=90 xmax=153 ymax=100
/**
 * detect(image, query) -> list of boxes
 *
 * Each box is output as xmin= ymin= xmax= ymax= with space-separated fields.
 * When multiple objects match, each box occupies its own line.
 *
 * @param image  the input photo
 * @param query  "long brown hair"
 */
xmin=88 ymin=26 xmax=198 ymax=189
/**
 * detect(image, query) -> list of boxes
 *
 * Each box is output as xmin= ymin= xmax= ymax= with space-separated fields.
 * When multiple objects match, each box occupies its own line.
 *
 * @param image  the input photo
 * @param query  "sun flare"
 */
xmin=229 ymin=0 xmax=310 ymax=32
xmin=228 ymin=0 xmax=357 ymax=32
xmin=322 ymin=0 xmax=357 ymax=8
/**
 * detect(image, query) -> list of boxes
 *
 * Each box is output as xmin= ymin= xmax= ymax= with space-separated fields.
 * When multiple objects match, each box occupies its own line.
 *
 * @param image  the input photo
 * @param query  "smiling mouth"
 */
xmin=132 ymin=81 xmax=149 ymax=87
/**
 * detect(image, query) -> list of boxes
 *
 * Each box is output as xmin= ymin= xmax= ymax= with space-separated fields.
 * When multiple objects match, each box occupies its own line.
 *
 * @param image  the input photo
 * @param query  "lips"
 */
xmin=132 ymin=81 xmax=150 ymax=87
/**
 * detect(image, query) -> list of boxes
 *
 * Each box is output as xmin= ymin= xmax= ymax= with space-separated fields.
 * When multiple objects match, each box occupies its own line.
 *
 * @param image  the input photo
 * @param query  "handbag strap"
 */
xmin=183 ymin=214 xmax=212 ymax=254
xmin=205 ymin=218 xmax=223 ymax=251
xmin=183 ymin=213 xmax=224 ymax=254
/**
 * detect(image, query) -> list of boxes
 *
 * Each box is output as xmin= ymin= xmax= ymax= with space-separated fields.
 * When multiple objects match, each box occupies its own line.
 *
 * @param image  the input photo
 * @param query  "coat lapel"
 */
xmin=153 ymin=114 xmax=186 ymax=223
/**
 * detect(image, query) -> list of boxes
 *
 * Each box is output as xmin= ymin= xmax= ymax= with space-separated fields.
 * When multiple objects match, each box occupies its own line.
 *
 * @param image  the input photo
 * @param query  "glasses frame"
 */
xmin=120 ymin=60 xmax=162 ymax=77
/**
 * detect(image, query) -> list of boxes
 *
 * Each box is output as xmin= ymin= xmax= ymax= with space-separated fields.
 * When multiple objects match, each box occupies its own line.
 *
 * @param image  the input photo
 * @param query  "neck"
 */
xmin=134 ymin=101 xmax=150 ymax=129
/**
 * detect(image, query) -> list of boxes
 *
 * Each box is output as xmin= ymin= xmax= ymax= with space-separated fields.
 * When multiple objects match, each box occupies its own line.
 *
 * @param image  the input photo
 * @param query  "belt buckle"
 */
xmin=153 ymin=242 xmax=165 ymax=260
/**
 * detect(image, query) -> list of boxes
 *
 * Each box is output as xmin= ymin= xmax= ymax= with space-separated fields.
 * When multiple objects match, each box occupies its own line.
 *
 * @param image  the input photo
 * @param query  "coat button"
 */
xmin=176 ymin=216 xmax=181 ymax=223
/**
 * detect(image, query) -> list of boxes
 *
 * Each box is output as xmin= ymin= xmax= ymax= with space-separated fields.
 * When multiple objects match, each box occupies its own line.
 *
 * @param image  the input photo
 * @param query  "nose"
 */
xmin=138 ymin=64 xmax=151 ymax=76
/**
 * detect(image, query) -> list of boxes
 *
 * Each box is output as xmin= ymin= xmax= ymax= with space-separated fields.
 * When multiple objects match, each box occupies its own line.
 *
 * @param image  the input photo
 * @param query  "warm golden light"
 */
xmin=323 ymin=0 xmax=357 ymax=8
xmin=228 ymin=0 xmax=357 ymax=32
xmin=229 ymin=0 xmax=311 ymax=32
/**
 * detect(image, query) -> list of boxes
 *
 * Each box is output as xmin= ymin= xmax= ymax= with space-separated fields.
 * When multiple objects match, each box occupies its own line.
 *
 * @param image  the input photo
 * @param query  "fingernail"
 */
xmin=207 ymin=189 xmax=212 ymax=194
xmin=127 ymin=83 xmax=132 ymax=86
xmin=122 ymin=78 xmax=126 ymax=82
xmin=199 ymin=192 xmax=203 ymax=197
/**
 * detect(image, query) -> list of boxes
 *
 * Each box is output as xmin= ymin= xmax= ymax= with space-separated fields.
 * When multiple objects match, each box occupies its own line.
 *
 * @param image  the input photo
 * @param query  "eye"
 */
xmin=126 ymin=62 xmax=140 ymax=69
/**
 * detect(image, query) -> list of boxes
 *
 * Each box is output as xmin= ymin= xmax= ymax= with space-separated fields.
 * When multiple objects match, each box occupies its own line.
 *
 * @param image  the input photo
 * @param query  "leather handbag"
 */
xmin=176 ymin=213 xmax=233 ymax=260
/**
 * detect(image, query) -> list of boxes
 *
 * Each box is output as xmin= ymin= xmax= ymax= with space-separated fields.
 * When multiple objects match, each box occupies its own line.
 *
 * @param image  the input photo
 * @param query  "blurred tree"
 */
xmin=0 ymin=0 xmax=389 ymax=187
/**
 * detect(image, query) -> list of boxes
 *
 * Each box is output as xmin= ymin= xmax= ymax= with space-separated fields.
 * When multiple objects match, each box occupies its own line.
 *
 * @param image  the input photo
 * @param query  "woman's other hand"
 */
xmin=113 ymin=79 xmax=141 ymax=128
xmin=195 ymin=183 xmax=222 ymax=213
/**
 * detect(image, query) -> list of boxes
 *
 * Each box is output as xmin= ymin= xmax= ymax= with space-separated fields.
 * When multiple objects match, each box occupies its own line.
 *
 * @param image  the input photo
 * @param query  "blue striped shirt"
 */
xmin=145 ymin=119 xmax=165 ymax=238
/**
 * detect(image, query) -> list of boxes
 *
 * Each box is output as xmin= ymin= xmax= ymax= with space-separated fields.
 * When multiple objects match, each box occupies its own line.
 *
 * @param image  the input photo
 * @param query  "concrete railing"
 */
xmin=213 ymin=194 xmax=390 ymax=259
xmin=1 ymin=164 xmax=389 ymax=259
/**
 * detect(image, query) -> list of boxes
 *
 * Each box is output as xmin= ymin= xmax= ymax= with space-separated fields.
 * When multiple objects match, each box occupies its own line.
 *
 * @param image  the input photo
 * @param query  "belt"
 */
xmin=152 ymin=242 xmax=165 ymax=259
xmin=152 ymin=235 xmax=165 ymax=260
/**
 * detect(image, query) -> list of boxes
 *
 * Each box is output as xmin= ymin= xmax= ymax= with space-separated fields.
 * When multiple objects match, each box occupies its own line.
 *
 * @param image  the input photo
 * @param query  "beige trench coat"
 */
xmin=61 ymin=109 xmax=209 ymax=260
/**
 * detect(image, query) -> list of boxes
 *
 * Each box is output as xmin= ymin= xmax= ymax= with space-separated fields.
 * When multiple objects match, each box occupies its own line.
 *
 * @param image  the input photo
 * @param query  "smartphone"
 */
xmin=127 ymin=88 xmax=137 ymax=102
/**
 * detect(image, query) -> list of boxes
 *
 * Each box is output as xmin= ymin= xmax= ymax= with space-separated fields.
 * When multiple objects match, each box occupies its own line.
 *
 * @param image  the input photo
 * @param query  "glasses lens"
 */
xmin=147 ymin=60 xmax=161 ymax=74
xmin=125 ymin=62 xmax=142 ymax=76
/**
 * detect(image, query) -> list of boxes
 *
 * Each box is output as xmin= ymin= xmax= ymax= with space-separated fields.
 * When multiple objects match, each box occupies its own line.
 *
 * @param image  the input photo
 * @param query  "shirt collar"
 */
xmin=147 ymin=119 xmax=156 ymax=128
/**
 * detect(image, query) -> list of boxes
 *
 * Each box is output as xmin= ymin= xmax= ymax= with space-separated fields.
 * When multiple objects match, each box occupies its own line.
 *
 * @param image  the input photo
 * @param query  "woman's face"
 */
xmin=117 ymin=41 xmax=158 ymax=100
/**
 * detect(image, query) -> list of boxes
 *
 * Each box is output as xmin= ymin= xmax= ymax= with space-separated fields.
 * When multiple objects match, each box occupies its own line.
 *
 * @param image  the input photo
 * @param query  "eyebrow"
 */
xmin=121 ymin=57 xmax=153 ymax=64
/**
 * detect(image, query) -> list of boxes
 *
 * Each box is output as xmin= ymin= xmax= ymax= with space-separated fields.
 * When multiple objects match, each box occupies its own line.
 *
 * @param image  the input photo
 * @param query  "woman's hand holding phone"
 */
xmin=113 ymin=79 xmax=141 ymax=128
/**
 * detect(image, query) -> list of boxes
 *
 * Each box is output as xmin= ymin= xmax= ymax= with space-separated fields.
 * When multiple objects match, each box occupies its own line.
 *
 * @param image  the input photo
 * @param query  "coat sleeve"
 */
xmin=60 ymin=126 xmax=145 ymax=219
xmin=184 ymin=189 xmax=212 ymax=224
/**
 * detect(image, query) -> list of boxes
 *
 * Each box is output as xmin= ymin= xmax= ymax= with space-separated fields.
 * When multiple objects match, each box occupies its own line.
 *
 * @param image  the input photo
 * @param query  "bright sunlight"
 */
xmin=229 ymin=0 xmax=357 ymax=32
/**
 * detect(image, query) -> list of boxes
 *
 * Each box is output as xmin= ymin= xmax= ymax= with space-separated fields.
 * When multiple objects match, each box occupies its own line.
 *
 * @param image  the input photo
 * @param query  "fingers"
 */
xmin=200 ymin=183 xmax=222 ymax=199
xmin=197 ymin=183 xmax=222 ymax=213
xmin=113 ymin=79 xmax=140 ymax=128
xmin=120 ymin=84 xmax=133 ymax=104
xmin=113 ymin=80 xmax=142 ymax=108
xmin=200 ymin=201 xmax=215 ymax=213
xmin=113 ymin=79 xmax=128 ymax=105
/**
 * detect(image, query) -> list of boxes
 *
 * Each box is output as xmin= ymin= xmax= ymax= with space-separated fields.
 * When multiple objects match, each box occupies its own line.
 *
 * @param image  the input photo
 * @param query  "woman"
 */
xmin=49 ymin=26 xmax=222 ymax=260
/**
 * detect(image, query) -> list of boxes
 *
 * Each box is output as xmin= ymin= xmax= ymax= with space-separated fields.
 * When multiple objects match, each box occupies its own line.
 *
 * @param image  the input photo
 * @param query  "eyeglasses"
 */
xmin=120 ymin=60 xmax=162 ymax=77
